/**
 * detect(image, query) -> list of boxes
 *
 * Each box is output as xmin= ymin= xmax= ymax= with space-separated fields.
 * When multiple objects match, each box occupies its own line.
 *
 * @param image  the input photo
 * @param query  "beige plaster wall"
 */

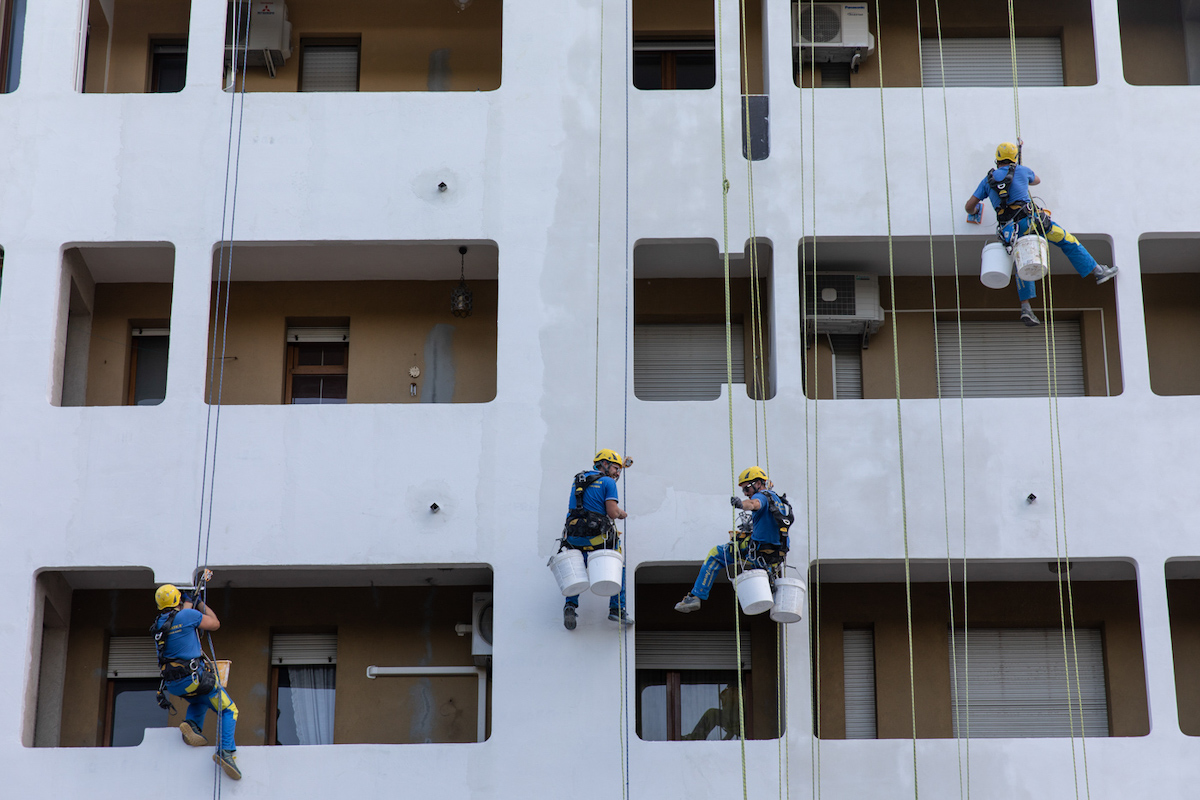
xmin=83 ymin=283 xmax=173 ymax=406
xmin=1143 ymin=273 xmax=1200 ymax=396
xmin=83 ymin=0 xmax=191 ymax=93
xmin=1116 ymin=0 xmax=1189 ymax=86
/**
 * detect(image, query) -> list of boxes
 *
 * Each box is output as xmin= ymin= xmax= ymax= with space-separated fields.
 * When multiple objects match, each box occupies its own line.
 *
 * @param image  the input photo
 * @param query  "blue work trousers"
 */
xmin=563 ymin=537 xmax=625 ymax=613
xmin=1010 ymin=216 xmax=1098 ymax=302
xmin=166 ymin=677 xmax=238 ymax=752
xmin=691 ymin=542 xmax=746 ymax=601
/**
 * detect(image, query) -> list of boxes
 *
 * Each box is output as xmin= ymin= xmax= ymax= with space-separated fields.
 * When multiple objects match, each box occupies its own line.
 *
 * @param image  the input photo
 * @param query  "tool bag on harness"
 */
xmin=561 ymin=471 xmax=617 ymax=551
xmin=151 ymin=608 xmax=217 ymax=708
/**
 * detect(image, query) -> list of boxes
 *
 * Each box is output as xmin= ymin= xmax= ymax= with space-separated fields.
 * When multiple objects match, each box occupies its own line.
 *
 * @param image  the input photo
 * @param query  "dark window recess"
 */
xmin=2 ymin=0 xmax=26 ymax=92
xmin=273 ymin=665 xmax=337 ymax=745
xmin=286 ymin=342 xmax=349 ymax=404
xmin=633 ymin=39 xmax=716 ymax=90
xmin=637 ymin=669 xmax=748 ymax=741
xmin=107 ymin=679 xmax=171 ymax=747
xmin=741 ymin=94 xmax=769 ymax=161
xmin=821 ymin=62 xmax=851 ymax=88
xmin=151 ymin=43 xmax=188 ymax=93
xmin=129 ymin=333 xmax=169 ymax=405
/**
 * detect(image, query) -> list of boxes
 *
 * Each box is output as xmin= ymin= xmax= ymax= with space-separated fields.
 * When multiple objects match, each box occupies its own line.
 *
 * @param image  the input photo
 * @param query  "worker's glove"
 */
xmin=730 ymin=496 xmax=743 ymax=509
xmin=966 ymin=211 xmax=982 ymax=224
xmin=181 ymin=591 xmax=195 ymax=605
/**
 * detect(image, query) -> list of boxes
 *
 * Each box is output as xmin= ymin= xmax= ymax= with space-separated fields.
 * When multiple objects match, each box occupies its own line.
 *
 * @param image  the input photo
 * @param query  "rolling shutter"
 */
xmin=950 ymin=628 xmax=1109 ymax=738
xmin=843 ymin=627 xmax=877 ymax=739
xmin=271 ymin=633 xmax=338 ymax=665
xmin=830 ymin=334 xmax=863 ymax=399
xmin=921 ymin=38 xmax=1064 ymax=88
xmin=936 ymin=320 xmax=1084 ymax=398
xmin=107 ymin=637 xmax=161 ymax=679
xmin=635 ymin=324 xmax=745 ymax=400
xmin=636 ymin=631 xmax=752 ymax=670
xmin=300 ymin=45 xmax=359 ymax=92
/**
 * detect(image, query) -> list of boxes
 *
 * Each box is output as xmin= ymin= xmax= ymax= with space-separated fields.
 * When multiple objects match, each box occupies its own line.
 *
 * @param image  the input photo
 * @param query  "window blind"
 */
xmin=271 ymin=633 xmax=338 ymax=665
xmin=843 ymin=627 xmax=877 ymax=738
xmin=300 ymin=45 xmax=359 ymax=92
xmin=636 ymin=631 xmax=752 ymax=670
xmin=634 ymin=323 xmax=745 ymax=400
xmin=936 ymin=319 xmax=1084 ymax=398
xmin=107 ymin=636 xmax=161 ymax=679
xmin=830 ymin=334 xmax=863 ymax=399
xmin=921 ymin=38 xmax=1064 ymax=88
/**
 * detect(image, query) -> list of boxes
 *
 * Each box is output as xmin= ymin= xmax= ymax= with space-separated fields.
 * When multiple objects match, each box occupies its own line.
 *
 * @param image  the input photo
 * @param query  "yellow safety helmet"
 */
xmin=738 ymin=466 xmax=769 ymax=486
xmin=995 ymin=142 xmax=1019 ymax=164
xmin=155 ymin=584 xmax=181 ymax=610
xmin=594 ymin=448 xmax=623 ymax=467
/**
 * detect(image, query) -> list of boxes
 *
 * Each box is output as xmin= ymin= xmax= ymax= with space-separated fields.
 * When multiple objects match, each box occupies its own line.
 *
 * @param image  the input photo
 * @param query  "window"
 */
xmin=842 ymin=626 xmax=876 ymax=738
xmin=284 ymin=327 xmax=349 ymax=404
xmin=950 ymin=628 xmax=1109 ymax=738
xmin=829 ymin=334 xmax=862 ymax=399
xmin=936 ymin=320 xmax=1084 ymax=398
xmin=300 ymin=40 xmax=361 ymax=92
xmin=636 ymin=630 xmax=752 ymax=741
xmin=104 ymin=637 xmax=171 ymax=747
xmin=634 ymin=323 xmax=745 ymax=400
xmin=128 ymin=327 xmax=170 ymax=405
xmin=269 ymin=634 xmax=337 ymax=746
xmin=633 ymin=38 xmax=716 ymax=89
xmin=150 ymin=42 xmax=188 ymax=93
xmin=920 ymin=38 xmax=1064 ymax=88
xmin=1 ymin=0 xmax=26 ymax=92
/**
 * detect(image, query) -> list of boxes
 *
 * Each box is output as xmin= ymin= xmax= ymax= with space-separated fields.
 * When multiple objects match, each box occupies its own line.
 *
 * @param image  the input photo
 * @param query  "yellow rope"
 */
xmin=592 ymin=0 xmax=606 ymax=455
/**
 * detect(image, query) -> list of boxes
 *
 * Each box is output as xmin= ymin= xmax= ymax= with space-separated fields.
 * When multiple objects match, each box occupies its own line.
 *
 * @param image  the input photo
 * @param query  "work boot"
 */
xmin=213 ymin=749 xmax=242 ymax=781
xmin=563 ymin=605 xmax=577 ymax=631
xmin=1093 ymin=264 xmax=1118 ymax=285
xmin=180 ymin=721 xmax=207 ymax=747
xmin=1020 ymin=307 xmax=1040 ymax=327
xmin=608 ymin=609 xmax=634 ymax=626
xmin=674 ymin=594 xmax=701 ymax=614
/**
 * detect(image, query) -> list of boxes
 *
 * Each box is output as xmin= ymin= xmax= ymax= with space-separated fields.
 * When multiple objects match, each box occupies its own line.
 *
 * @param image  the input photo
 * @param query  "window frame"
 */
xmin=127 ymin=325 xmax=171 ymax=406
xmin=633 ymin=36 xmax=716 ymax=90
xmin=283 ymin=330 xmax=350 ymax=405
xmin=637 ymin=668 xmax=753 ymax=741
xmin=298 ymin=37 xmax=362 ymax=92
xmin=267 ymin=632 xmax=338 ymax=746
xmin=149 ymin=39 xmax=189 ymax=93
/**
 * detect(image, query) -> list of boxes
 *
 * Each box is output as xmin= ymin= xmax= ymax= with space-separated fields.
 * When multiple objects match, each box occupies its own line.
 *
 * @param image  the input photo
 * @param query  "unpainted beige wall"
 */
xmin=84 ymin=0 xmax=191 ymax=93
xmin=635 ymin=275 xmax=774 ymax=399
xmin=632 ymin=0 xmax=763 ymax=93
xmin=83 ymin=283 xmax=173 ymax=406
xmin=1143 ymin=273 xmax=1200 ymax=396
xmin=205 ymin=280 xmax=497 ymax=405
xmin=1116 ymin=0 xmax=1189 ymax=86
xmin=798 ymin=0 xmax=1096 ymax=89
xmin=57 ymin=584 xmax=490 ymax=747
xmin=1167 ymin=579 xmax=1200 ymax=735
xmin=815 ymin=580 xmax=1150 ymax=739
xmin=236 ymin=0 xmax=502 ymax=92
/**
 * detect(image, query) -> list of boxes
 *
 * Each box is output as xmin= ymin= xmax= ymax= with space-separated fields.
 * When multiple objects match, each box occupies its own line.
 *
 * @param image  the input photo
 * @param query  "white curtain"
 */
xmin=288 ymin=666 xmax=336 ymax=745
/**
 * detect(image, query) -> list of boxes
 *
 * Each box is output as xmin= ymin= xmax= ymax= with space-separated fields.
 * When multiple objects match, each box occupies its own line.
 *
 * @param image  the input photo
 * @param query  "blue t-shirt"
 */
xmin=972 ymin=164 xmax=1036 ymax=209
xmin=154 ymin=608 xmax=204 ymax=661
xmin=749 ymin=491 xmax=782 ymax=545
xmin=567 ymin=469 xmax=619 ymax=517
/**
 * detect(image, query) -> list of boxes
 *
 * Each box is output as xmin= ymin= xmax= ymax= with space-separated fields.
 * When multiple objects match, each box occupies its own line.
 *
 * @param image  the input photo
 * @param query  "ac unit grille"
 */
xmin=799 ymin=5 xmax=842 ymax=43
xmin=807 ymin=275 xmax=858 ymax=316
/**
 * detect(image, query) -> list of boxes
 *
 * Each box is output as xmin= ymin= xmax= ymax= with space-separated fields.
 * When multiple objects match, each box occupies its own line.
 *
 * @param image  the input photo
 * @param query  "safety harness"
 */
xmin=985 ymin=165 xmax=1033 ymax=225
xmin=560 ymin=471 xmax=617 ymax=551
xmin=748 ymin=489 xmax=793 ymax=568
xmin=151 ymin=605 xmax=216 ymax=709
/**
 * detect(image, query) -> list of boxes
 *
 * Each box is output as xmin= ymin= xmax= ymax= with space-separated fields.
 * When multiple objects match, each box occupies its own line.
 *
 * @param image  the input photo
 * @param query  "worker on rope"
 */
xmin=674 ymin=466 xmax=791 ymax=614
xmin=151 ymin=583 xmax=242 ymax=780
xmin=966 ymin=141 xmax=1117 ymax=326
xmin=559 ymin=448 xmax=633 ymax=630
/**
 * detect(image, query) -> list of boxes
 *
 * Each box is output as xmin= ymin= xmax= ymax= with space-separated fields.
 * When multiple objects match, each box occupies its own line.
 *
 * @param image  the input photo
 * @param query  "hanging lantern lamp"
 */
xmin=451 ymin=245 xmax=473 ymax=318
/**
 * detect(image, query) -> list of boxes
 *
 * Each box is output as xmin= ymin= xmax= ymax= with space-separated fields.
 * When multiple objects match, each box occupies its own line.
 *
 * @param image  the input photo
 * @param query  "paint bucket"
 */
xmin=980 ymin=241 xmax=1013 ymax=289
xmin=588 ymin=549 xmax=625 ymax=596
xmin=549 ymin=549 xmax=590 ymax=597
xmin=769 ymin=577 xmax=807 ymax=624
xmin=1013 ymin=234 xmax=1050 ymax=282
xmin=214 ymin=660 xmax=231 ymax=687
xmin=734 ymin=569 xmax=774 ymax=615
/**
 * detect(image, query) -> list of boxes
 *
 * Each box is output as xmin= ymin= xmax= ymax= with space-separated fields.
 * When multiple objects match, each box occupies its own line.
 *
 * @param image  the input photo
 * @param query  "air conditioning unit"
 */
xmin=225 ymin=1 xmax=293 ymax=78
xmin=792 ymin=2 xmax=875 ymax=66
xmin=471 ymin=592 xmax=493 ymax=667
xmin=804 ymin=272 xmax=885 ymax=340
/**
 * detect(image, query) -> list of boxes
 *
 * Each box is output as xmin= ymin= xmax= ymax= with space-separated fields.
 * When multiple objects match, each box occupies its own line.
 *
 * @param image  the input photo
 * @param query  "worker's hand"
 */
xmin=731 ymin=496 xmax=743 ymax=509
xmin=966 ymin=211 xmax=982 ymax=224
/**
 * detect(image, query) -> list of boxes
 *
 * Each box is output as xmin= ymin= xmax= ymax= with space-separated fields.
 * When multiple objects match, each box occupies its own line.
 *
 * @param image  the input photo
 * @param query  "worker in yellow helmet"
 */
xmin=965 ymin=140 xmax=1116 ymax=326
xmin=559 ymin=448 xmax=632 ymax=630
xmin=151 ymin=583 xmax=241 ymax=780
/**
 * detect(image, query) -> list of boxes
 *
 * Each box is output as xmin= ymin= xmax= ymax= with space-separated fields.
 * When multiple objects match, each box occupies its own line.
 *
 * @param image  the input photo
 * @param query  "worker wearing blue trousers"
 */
xmin=151 ymin=584 xmax=241 ymax=780
xmin=561 ymin=448 xmax=632 ymax=630
xmin=966 ymin=141 xmax=1117 ymax=327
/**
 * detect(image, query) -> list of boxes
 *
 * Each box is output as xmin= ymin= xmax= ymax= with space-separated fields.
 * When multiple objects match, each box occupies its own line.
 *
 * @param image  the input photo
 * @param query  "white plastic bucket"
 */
xmin=734 ymin=569 xmax=774 ymax=615
xmin=1013 ymin=234 xmax=1049 ymax=282
xmin=769 ymin=577 xmax=807 ymax=624
xmin=549 ymin=549 xmax=590 ymax=597
xmin=588 ymin=549 xmax=625 ymax=596
xmin=980 ymin=241 xmax=1013 ymax=289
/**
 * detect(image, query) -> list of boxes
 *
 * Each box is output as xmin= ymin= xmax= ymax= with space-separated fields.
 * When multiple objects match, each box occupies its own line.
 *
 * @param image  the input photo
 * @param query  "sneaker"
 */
xmin=1020 ymin=307 xmax=1040 ymax=327
xmin=213 ymin=749 xmax=242 ymax=781
xmin=180 ymin=721 xmax=207 ymax=747
xmin=608 ymin=609 xmax=634 ymax=626
xmin=563 ymin=605 xmax=577 ymax=631
xmin=674 ymin=594 xmax=702 ymax=614
xmin=1094 ymin=264 xmax=1118 ymax=285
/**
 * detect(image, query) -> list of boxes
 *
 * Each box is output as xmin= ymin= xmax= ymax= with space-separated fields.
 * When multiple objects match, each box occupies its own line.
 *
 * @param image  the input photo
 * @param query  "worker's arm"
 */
xmin=606 ymin=498 xmax=627 ymax=520
xmin=730 ymin=496 xmax=763 ymax=511
xmin=184 ymin=598 xmax=221 ymax=632
xmin=965 ymin=195 xmax=982 ymax=214
xmin=1028 ymin=174 xmax=1040 ymax=186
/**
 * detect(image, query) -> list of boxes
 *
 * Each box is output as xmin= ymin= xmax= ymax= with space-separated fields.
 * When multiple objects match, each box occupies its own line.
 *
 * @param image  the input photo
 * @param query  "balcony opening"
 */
xmin=1140 ymin=235 xmax=1200 ymax=396
xmin=28 ymin=565 xmax=493 ymax=747
xmin=634 ymin=239 xmax=774 ymax=401
xmin=794 ymin=0 xmax=1095 ymax=89
xmin=205 ymin=241 xmax=497 ymax=405
xmin=1 ymin=0 xmax=25 ymax=92
xmin=224 ymin=0 xmax=501 ymax=92
xmin=54 ymin=244 xmax=175 ymax=407
xmin=812 ymin=559 xmax=1148 ymax=739
xmin=1117 ymin=0 xmax=1200 ymax=85
xmin=800 ymin=235 xmax=1121 ymax=400
xmin=1165 ymin=560 xmax=1200 ymax=734
xmin=78 ymin=0 xmax=192 ymax=93
xmin=634 ymin=564 xmax=784 ymax=741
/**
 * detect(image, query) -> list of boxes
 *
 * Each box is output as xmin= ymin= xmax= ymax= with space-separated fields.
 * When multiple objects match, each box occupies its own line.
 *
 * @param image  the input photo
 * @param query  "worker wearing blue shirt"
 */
xmin=966 ymin=142 xmax=1117 ymax=326
xmin=151 ymin=584 xmax=241 ymax=780
xmin=561 ymin=448 xmax=632 ymax=630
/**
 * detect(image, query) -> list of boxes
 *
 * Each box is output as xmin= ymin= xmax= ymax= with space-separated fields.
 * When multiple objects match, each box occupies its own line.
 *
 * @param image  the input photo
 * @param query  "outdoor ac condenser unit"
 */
xmin=792 ymin=2 xmax=875 ymax=65
xmin=471 ymin=592 xmax=493 ymax=667
xmin=226 ymin=1 xmax=293 ymax=77
xmin=804 ymin=272 xmax=885 ymax=339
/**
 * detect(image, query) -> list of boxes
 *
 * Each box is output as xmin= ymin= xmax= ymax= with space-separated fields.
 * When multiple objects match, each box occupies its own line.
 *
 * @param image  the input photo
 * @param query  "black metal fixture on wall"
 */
xmin=451 ymin=245 xmax=473 ymax=318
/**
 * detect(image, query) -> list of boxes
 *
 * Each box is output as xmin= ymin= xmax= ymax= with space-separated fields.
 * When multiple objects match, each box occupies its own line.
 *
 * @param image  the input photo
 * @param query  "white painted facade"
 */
xmin=0 ymin=0 xmax=1196 ymax=797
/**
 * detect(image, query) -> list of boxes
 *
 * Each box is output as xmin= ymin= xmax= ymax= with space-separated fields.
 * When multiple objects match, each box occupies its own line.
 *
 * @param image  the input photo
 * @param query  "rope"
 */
xmin=592 ymin=0 xmax=605 ymax=455
xmin=617 ymin=1 xmax=633 ymax=795
xmin=871 ymin=3 xmax=919 ymax=797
